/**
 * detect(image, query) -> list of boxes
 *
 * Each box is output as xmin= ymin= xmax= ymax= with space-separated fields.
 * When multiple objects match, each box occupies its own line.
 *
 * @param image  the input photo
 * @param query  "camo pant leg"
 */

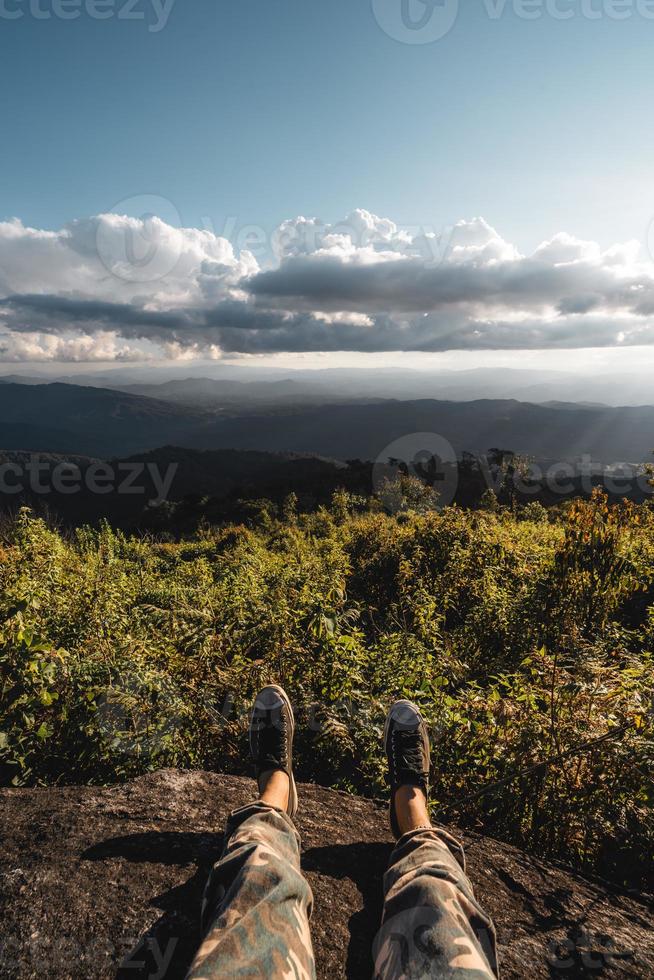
xmin=373 ymin=826 xmax=499 ymax=980
xmin=187 ymin=801 xmax=316 ymax=980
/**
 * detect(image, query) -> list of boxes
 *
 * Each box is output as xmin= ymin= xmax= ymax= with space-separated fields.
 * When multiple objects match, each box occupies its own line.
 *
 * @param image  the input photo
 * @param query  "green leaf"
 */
xmin=1 ymin=600 xmax=28 ymax=623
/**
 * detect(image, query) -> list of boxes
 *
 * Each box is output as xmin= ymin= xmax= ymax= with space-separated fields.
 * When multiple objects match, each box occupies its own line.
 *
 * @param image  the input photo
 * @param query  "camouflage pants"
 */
xmin=187 ymin=802 xmax=498 ymax=979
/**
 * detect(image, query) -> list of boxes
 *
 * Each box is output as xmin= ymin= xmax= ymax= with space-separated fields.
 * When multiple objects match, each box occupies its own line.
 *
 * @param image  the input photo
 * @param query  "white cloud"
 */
xmin=1 ymin=209 xmax=654 ymax=361
xmin=0 ymin=215 xmax=255 ymax=307
xmin=0 ymin=329 xmax=151 ymax=362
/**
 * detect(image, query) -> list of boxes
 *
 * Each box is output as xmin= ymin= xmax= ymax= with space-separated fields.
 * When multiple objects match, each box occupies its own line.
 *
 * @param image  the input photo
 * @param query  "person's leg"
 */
xmin=187 ymin=686 xmax=315 ymax=980
xmin=373 ymin=701 xmax=499 ymax=980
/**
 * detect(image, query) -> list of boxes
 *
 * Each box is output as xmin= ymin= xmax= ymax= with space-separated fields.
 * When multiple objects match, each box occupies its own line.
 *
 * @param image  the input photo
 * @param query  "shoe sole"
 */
xmin=253 ymin=684 xmax=298 ymax=820
xmin=383 ymin=699 xmax=430 ymax=839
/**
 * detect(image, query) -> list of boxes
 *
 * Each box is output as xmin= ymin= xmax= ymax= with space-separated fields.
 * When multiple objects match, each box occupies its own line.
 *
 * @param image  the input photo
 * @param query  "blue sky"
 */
xmin=2 ymin=0 xmax=654 ymax=367
xmin=2 ymin=0 xmax=653 ymax=248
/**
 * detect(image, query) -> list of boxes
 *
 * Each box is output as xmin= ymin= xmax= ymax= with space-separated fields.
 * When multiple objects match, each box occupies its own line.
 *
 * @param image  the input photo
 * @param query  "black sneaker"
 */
xmin=248 ymin=685 xmax=298 ymax=819
xmin=384 ymin=700 xmax=430 ymax=839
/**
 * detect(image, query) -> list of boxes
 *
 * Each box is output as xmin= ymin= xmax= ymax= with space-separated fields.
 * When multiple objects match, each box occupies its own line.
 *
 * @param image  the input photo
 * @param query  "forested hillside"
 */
xmin=3 ymin=380 xmax=654 ymax=461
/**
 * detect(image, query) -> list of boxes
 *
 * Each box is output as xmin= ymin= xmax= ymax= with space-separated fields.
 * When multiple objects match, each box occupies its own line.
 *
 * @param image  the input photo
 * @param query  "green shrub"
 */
xmin=0 ymin=496 xmax=652 ymax=887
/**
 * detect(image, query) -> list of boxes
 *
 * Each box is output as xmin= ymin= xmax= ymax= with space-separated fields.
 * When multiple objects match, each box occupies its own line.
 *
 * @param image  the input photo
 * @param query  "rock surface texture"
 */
xmin=1 ymin=770 xmax=652 ymax=979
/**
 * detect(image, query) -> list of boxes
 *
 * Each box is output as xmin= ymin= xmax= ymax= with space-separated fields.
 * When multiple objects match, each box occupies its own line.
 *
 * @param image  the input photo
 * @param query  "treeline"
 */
xmin=1 ymin=446 xmax=652 ymax=533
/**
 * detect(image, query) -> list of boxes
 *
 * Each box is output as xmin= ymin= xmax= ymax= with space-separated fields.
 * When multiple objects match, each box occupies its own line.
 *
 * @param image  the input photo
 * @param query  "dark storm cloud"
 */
xmin=246 ymin=254 xmax=654 ymax=317
xmin=3 ymin=292 xmax=653 ymax=355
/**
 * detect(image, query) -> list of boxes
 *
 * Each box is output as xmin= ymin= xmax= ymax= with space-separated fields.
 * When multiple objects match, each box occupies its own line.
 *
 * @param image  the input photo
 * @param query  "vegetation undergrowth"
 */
xmin=1 ymin=487 xmax=653 ymax=888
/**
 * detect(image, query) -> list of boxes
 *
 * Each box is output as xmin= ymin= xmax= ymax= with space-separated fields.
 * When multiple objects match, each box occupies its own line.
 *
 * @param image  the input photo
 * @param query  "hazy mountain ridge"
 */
xmin=1 ymin=381 xmax=654 ymax=462
xmin=4 ymin=366 xmax=654 ymax=408
xmin=187 ymin=398 xmax=654 ymax=463
xmin=114 ymin=377 xmax=387 ymax=409
xmin=0 ymin=382 xmax=207 ymax=456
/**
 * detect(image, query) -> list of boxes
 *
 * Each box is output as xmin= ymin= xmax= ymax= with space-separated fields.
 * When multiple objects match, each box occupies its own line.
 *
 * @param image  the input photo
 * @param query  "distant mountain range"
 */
xmin=4 ymin=366 xmax=654 ymax=408
xmin=0 ymin=380 xmax=653 ymax=463
xmin=0 ymin=382 xmax=206 ymax=457
xmin=114 ymin=377 xmax=385 ymax=409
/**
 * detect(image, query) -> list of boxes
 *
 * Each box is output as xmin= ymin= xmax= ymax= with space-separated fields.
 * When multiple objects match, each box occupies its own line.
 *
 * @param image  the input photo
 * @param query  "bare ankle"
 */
xmin=394 ymin=784 xmax=431 ymax=836
xmin=259 ymin=769 xmax=290 ymax=811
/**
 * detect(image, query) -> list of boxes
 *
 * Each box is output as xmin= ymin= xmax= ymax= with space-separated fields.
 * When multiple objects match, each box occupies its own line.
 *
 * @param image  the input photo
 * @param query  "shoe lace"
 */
xmin=257 ymin=715 xmax=287 ymax=764
xmin=392 ymin=727 xmax=425 ymax=778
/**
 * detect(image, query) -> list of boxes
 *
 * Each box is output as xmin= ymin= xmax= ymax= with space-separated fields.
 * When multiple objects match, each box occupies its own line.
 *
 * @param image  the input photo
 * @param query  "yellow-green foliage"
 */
xmin=1 ymin=492 xmax=653 ymax=885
